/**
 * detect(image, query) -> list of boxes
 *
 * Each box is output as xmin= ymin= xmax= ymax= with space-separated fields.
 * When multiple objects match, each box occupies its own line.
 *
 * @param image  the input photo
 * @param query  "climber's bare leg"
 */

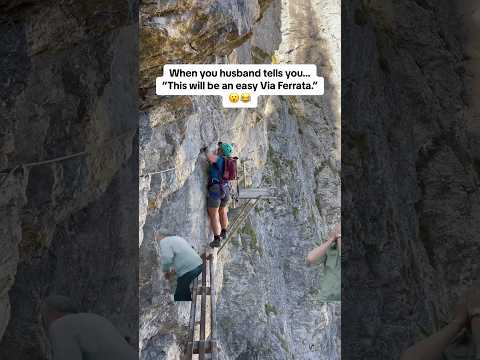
xmin=219 ymin=206 xmax=229 ymax=230
xmin=208 ymin=207 xmax=221 ymax=236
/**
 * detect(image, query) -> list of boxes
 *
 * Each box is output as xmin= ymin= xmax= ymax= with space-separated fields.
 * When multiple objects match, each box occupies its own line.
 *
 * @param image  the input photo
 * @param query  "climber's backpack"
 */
xmin=222 ymin=156 xmax=238 ymax=181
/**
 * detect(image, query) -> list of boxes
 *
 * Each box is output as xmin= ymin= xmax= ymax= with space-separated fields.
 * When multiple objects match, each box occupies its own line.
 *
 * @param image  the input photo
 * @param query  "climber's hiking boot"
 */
xmin=220 ymin=228 xmax=227 ymax=240
xmin=209 ymin=235 xmax=221 ymax=248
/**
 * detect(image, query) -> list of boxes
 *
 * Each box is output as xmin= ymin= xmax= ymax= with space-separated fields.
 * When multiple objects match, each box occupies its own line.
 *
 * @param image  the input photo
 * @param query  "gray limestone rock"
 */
xmin=343 ymin=0 xmax=480 ymax=358
xmin=0 ymin=1 xmax=139 ymax=358
xmin=139 ymin=1 xmax=340 ymax=359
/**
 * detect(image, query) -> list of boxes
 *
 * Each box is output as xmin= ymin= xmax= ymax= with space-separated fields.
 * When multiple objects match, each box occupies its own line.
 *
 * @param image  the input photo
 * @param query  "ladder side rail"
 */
xmin=199 ymin=254 xmax=208 ymax=359
xmin=208 ymin=254 xmax=218 ymax=360
xmin=218 ymin=199 xmax=259 ymax=254
xmin=227 ymin=200 xmax=252 ymax=234
xmin=217 ymin=200 xmax=253 ymax=251
xmin=186 ymin=276 xmax=199 ymax=358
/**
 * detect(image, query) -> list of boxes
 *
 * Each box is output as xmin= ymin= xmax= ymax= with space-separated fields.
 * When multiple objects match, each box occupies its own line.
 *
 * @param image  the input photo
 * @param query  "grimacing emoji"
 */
xmin=241 ymin=93 xmax=251 ymax=102
xmin=229 ymin=93 xmax=239 ymax=103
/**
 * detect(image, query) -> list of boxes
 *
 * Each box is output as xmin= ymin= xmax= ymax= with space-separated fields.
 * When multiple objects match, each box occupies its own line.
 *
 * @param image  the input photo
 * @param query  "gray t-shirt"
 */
xmin=157 ymin=236 xmax=202 ymax=277
xmin=49 ymin=313 xmax=137 ymax=360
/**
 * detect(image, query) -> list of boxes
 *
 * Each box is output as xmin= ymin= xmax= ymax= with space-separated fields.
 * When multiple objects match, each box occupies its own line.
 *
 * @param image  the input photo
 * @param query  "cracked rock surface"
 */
xmin=343 ymin=1 xmax=480 ymax=358
xmin=139 ymin=1 xmax=340 ymax=359
xmin=0 ymin=1 xmax=139 ymax=358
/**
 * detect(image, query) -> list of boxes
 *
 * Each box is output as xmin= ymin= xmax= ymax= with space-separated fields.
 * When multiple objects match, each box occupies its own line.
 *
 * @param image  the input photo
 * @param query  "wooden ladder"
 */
xmin=185 ymin=253 xmax=217 ymax=360
xmin=218 ymin=187 xmax=277 ymax=254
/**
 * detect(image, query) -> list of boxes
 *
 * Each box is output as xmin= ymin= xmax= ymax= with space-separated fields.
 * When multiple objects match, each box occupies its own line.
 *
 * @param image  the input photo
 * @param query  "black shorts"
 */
xmin=207 ymin=183 xmax=230 ymax=208
xmin=174 ymin=265 xmax=203 ymax=301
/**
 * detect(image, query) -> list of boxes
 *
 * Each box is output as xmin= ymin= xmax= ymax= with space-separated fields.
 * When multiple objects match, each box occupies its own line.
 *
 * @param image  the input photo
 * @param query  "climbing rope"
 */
xmin=140 ymin=161 xmax=196 ymax=178
xmin=139 ymin=116 xmax=262 ymax=179
xmin=0 ymin=129 xmax=136 ymax=189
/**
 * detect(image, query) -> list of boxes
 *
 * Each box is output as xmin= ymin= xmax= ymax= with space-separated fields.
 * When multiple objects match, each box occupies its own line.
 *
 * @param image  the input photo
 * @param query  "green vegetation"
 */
xmin=242 ymin=222 xmax=263 ymax=256
xmin=264 ymin=303 xmax=278 ymax=317
xmin=292 ymin=207 xmax=300 ymax=219
xmin=273 ymin=331 xmax=290 ymax=353
xmin=252 ymin=46 xmax=272 ymax=64
xmin=262 ymin=171 xmax=273 ymax=185
xmin=268 ymin=145 xmax=282 ymax=177
xmin=315 ymin=197 xmax=322 ymax=214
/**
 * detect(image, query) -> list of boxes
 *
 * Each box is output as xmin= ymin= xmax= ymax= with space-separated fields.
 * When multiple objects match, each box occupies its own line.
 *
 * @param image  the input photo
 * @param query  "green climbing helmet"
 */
xmin=220 ymin=143 xmax=233 ymax=157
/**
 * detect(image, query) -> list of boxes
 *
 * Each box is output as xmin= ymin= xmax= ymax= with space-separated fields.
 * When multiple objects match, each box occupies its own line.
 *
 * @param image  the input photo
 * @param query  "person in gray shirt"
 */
xmin=41 ymin=295 xmax=137 ymax=360
xmin=154 ymin=227 xmax=203 ymax=301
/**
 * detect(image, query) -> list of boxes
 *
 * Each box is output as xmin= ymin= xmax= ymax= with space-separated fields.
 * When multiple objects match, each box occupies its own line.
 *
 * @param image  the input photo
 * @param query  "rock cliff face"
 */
xmin=343 ymin=1 xmax=480 ymax=358
xmin=139 ymin=1 xmax=340 ymax=359
xmin=0 ymin=1 xmax=138 ymax=358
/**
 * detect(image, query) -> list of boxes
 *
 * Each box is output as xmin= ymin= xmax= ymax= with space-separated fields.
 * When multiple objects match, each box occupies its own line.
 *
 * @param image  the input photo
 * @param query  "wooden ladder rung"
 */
xmin=192 ymin=341 xmax=213 ymax=354
xmin=185 ymin=253 xmax=218 ymax=360
xmin=193 ymin=286 xmax=211 ymax=295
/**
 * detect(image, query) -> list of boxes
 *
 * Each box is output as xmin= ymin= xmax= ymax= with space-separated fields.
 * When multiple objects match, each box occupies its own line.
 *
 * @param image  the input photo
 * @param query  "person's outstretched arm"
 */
xmin=400 ymin=322 xmax=463 ymax=360
xmin=206 ymin=144 xmax=219 ymax=164
xmin=400 ymin=302 xmax=468 ymax=360
xmin=307 ymin=224 xmax=340 ymax=265
xmin=207 ymin=152 xmax=217 ymax=164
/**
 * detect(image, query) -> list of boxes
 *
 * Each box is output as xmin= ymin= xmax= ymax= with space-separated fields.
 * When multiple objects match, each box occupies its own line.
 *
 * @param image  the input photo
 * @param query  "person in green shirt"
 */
xmin=154 ymin=227 xmax=203 ymax=301
xmin=307 ymin=224 xmax=341 ymax=302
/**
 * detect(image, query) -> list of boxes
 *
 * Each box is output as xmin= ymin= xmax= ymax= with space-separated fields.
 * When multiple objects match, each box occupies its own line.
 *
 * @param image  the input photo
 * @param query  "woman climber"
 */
xmin=205 ymin=142 xmax=236 ymax=248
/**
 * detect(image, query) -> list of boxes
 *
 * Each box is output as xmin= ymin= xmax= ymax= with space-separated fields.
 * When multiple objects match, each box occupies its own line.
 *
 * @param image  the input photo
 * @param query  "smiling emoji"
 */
xmin=229 ymin=93 xmax=239 ymax=103
xmin=241 ymin=93 xmax=251 ymax=103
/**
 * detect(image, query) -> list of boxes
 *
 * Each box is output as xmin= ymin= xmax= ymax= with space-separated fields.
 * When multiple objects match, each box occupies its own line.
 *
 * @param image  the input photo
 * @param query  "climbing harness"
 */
xmin=207 ymin=181 xmax=227 ymax=201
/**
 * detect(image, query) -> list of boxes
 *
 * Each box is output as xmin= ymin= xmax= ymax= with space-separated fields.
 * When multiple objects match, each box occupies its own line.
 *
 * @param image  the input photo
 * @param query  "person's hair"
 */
xmin=153 ymin=225 xmax=173 ymax=239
